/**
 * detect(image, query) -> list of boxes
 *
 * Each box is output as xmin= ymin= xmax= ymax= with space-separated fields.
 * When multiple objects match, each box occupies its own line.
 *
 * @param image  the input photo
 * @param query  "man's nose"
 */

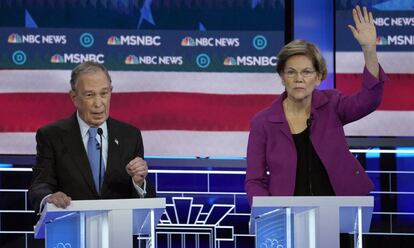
xmin=92 ymin=96 xmax=103 ymax=107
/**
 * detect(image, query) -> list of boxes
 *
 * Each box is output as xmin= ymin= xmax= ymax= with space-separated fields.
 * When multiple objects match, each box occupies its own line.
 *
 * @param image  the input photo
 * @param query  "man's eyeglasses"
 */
xmin=283 ymin=69 xmax=316 ymax=78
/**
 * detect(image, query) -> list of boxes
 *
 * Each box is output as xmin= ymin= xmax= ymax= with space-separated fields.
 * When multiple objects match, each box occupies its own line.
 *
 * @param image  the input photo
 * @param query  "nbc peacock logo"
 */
xmin=181 ymin=37 xmax=195 ymax=47
xmin=50 ymin=54 xmax=64 ymax=63
xmin=8 ymin=33 xmax=22 ymax=43
xmin=223 ymin=57 xmax=237 ymax=66
xmin=107 ymin=36 xmax=121 ymax=45
xmin=125 ymin=55 xmax=139 ymax=65
xmin=376 ymin=36 xmax=388 ymax=45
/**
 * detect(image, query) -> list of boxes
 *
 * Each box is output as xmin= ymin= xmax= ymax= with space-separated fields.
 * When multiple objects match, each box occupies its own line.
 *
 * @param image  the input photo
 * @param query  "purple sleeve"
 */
xmin=336 ymin=65 xmax=389 ymax=125
xmin=245 ymin=118 xmax=271 ymax=206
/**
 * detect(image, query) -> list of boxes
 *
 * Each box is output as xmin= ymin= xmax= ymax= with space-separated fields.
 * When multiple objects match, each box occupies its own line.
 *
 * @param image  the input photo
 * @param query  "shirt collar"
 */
xmin=76 ymin=111 xmax=108 ymax=139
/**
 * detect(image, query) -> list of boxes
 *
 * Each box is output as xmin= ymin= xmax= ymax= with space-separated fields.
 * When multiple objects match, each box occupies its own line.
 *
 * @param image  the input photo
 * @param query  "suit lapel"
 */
xmin=63 ymin=114 xmax=98 ymax=195
xmin=103 ymin=118 xmax=122 ymax=191
xmin=267 ymin=92 xmax=294 ymax=143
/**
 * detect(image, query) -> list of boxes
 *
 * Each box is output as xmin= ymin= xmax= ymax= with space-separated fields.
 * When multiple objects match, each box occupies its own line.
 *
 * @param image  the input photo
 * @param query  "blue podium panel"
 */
xmin=255 ymin=209 xmax=291 ymax=248
xmin=35 ymin=198 xmax=165 ymax=248
xmin=46 ymin=213 xmax=82 ymax=248
xmin=251 ymin=197 xmax=374 ymax=248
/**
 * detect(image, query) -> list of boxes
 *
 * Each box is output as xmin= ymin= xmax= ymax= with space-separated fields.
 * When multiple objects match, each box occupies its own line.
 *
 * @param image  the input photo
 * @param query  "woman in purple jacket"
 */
xmin=245 ymin=6 xmax=388 ymax=205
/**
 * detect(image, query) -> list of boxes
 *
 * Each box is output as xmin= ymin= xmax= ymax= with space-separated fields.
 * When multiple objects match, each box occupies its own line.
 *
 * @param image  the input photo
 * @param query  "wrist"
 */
xmin=133 ymin=178 xmax=144 ymax=187
xmin=361 ymin=44 xmax=376 ymax=51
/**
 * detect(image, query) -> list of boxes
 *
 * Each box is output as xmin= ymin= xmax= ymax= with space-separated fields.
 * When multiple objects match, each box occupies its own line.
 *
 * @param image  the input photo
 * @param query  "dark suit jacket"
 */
xmin=29 ymin=113 xmax=156 ymax=213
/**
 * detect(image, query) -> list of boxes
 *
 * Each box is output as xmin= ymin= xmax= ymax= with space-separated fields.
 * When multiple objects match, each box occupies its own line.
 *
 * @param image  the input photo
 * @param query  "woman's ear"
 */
xmin=315 ymin=73 xmax=322 ymax=86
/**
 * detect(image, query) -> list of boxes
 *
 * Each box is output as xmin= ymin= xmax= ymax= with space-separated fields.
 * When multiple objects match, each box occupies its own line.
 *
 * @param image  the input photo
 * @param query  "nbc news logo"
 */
xmin=124 ymin=55 xmax=183 ymax=65
xmin=8 ymin=33 xmax=66 ymax=44
xmin=181 ymin=37 xmax=195 ymax=47
xmin=181 ymin=36 xmax=239 ymax=47
xmin=125 ymin=55 xmax=139 ymax=65
xmin=8 ymin=33 xmax=22 ymax=43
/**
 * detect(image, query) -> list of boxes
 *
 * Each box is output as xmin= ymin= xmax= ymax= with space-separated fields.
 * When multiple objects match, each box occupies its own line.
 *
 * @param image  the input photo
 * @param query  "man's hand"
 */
xmin=47 ymin=191 xmax=71 ymax=209
xmin=126 ymin=157 xmax=148 ymax=187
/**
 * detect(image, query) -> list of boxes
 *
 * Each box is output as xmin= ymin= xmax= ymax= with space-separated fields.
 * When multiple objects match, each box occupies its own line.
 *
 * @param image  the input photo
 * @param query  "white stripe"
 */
xmin=0 ymin=111 xmax=412 ymax=156
xmin=344 ymin=110 xmax=414 ymax=136
xmin=0 ymin=70 xmax=284 ymax=94
xmin=0 ymin=210 xmax=35 ymax=213
xmin=0 ymin=131 xmax=249 ymax=156
xmin=142 ymin=131 xmax=249 ymax=157
xmin=0 ymin=133 xmax=37 ymax=155
xmin=336 ymin=52 xmax=414 ymax=73
xmin=0 ymin=168 xmax=32 ymax=172
xmin=364 ymin=232 xmax=414 ymax=236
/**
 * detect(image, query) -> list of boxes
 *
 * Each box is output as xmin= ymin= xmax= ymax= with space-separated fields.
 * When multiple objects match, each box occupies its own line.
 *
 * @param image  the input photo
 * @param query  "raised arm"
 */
xmin=348 ymin=5 xmax=379 ymax=78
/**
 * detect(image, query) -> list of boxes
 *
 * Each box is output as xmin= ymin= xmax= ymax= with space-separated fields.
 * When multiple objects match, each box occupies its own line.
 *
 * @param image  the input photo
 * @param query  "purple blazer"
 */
xmin=245 ymin=67 xmax=388 ymax=205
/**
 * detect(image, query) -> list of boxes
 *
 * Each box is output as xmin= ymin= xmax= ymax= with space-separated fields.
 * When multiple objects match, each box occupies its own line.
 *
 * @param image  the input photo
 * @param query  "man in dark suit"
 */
xmin=29 ymin=61 xmax=155 ymax=213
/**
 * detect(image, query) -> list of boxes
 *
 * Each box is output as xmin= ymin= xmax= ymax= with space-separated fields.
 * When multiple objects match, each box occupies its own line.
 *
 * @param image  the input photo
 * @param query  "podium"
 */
xmin=250 ymin=196 xmax=374 ymax=248
xmin=34 ymin=198 xmax=166 ymax=248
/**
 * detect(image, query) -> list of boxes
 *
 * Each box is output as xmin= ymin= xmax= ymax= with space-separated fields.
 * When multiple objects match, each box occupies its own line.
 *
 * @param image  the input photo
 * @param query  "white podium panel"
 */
xmin=250 ymin=196 xmax=374 ymax=248
xmin=34 ymin=198 xmax=166 ymax=248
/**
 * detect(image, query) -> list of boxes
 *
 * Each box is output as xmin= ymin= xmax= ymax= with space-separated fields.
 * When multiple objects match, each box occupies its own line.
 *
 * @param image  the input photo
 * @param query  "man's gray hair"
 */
xmin=70 ymin=61 xmax=112 ymax=90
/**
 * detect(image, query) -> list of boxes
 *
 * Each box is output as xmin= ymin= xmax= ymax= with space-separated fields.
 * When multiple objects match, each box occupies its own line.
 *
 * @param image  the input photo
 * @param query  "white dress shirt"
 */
xmin=76 ymin=113 xmax=146 ymax=197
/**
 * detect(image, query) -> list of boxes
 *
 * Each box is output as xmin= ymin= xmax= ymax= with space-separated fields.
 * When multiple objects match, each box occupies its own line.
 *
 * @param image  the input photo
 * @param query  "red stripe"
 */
xmin=2 ymin=73 xmax=411 ymax=132
xmin=0 ymin=92 xmax=276 ymax=132
xmin=336 ymin=73 xmax=414 ymax=111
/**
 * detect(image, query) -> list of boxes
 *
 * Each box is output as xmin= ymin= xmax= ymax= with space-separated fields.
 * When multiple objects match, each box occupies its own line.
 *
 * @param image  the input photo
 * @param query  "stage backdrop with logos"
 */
xmin=335 ymin=0 xmax=414 ymax=137
xmin=0 ymin=0 xmax=289 ymax=157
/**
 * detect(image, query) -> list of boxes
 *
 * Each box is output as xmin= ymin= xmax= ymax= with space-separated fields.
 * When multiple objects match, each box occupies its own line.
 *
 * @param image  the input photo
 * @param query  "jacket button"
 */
xmin=355 ymin=170 xmax=360 ymax=175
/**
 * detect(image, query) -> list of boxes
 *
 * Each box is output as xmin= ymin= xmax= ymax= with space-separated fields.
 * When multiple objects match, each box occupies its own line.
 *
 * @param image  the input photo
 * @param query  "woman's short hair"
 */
xmin=70 ymin=61 xmax=112 ymax=90
xmin=276 ymin=40 xmax=327 ymax=81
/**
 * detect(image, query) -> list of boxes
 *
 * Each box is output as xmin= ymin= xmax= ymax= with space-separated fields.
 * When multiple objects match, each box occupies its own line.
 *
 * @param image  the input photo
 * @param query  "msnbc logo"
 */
xmin=107 ymin=36 xmax=121 ymax=45
xmin=223 ymin=57 xmax=237 ymax=66
xmin=107 ymin=35 xmax=161 ymax=46
xmin=181 ymin=37 xmax=195 ymax=47
xmin=125 ymin=55 xmax=139 ymax=65
xmin=376 ymin=36 xmax=389 ymax=45
xmin=50 ymin=54 xmax=64 ymax=63
xmin=8 ymin=33 xmax=22 ymax=43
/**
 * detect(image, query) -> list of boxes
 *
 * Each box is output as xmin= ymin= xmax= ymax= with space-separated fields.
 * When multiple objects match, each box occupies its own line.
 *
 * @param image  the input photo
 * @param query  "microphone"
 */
xmin=97 ymin=128 xmax=103 ymax=193
xmin=306 ymin=114 xmax=313 ymax=127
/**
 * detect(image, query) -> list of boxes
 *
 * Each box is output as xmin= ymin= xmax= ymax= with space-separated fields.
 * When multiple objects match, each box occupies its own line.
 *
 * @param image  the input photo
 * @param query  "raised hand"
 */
xmin=126 ymin=157 xmax=148 ymax=187
xmin=348 ymin=5 xmax=379 ymax=78
xmin=348 ymin=5 xmax=377 ymax=47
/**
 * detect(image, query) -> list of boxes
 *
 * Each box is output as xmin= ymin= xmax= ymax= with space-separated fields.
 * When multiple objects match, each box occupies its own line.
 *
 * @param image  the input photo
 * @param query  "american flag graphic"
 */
xmin=336 ymin=52 xmax=414 ymax=137
xmin=0 ymin=0 xmax=287 ymax=157
xmin=0 ymin=70 xmax=281 ymax=156
xmin=335 ymin=0 xmax=414 ymax=139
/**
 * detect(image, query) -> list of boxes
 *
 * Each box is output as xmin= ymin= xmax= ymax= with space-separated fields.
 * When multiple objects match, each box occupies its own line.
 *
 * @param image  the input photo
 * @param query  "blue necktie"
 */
xmin=87 ymin=127 xmax=104 ymax=193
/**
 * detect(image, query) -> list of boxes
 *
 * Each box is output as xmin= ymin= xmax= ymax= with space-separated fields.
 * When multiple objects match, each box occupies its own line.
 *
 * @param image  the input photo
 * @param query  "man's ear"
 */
xmin=69 ymin=90 xmax=77 ymax=105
